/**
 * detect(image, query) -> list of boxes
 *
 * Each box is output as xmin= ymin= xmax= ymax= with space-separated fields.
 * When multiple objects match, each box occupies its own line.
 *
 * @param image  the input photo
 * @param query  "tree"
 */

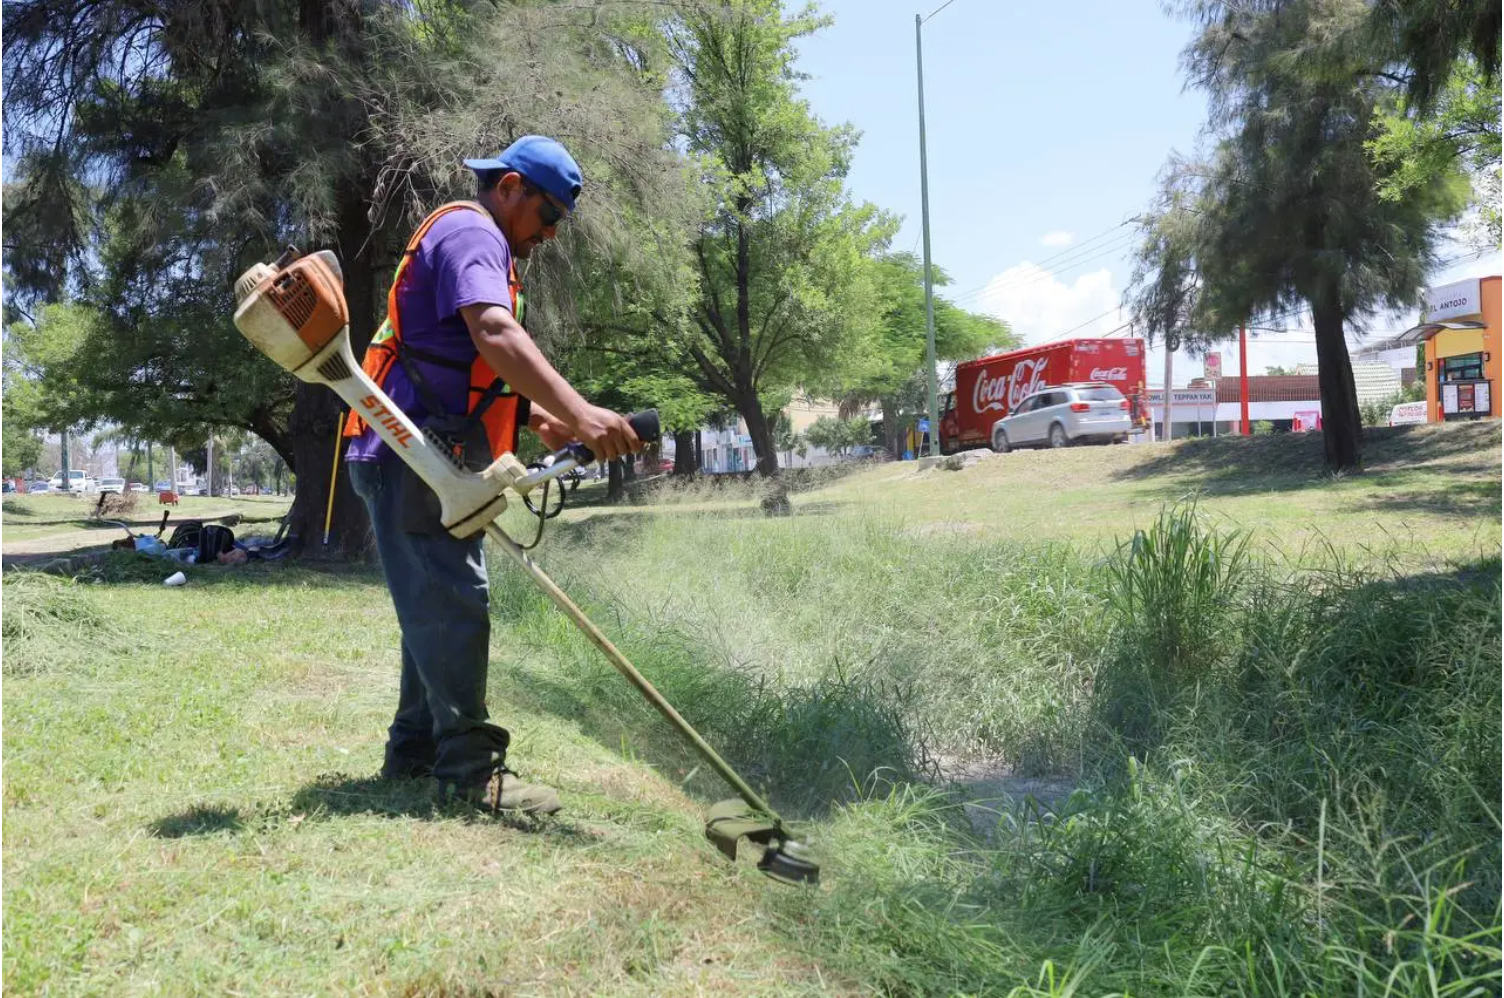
xmin=1369 ymin=57 xmax=1501 ymax=251
xmin=1365 ymin=0 xmax=1500 ymax=109
xmin=803 ymin=414 xmax=869 ymax=458
xmin=772 ymin=416 xmax=804 ymax=467
xmin=665 ymin=0 xmax=892 ymax=475
xmin=1263 ymin=365 xmax=1298 ymax=376
xmin=4 ymin=1 xmax=694 ymax=556
xmin=2 ymin=420 xmax=43 ymax=479
xmin=1131 ymin=0 xmax=1467 ymax=470
xmin=842 ymin=253 xmax=1014 ymax=456
xmin=803 ymin=416 xmax=844 ymax=458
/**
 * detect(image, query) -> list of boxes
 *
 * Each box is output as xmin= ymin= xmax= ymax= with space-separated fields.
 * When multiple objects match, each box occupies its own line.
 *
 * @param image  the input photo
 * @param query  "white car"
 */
xmin=991 ymin=383 xmax=1133 ymax=452
xmin=48 ymin=470 xmax=97 ymax=493
xmin=128 ymin=482 xmax=148 ymax=493
xmin=98 ymin=477 xmax=127 ymax=495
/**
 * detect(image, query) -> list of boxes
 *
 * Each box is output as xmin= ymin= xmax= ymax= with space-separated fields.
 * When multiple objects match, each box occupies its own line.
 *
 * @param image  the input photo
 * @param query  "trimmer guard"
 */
xmin=705 ymin=798 xmax=782 ymax=861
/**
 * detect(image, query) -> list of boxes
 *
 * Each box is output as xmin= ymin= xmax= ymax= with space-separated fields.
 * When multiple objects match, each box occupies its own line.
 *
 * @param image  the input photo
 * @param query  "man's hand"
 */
xmin=570 ymin=404 xmax=642 ymax=463
xmin=528 ymin=406 xmax=573 ymax=451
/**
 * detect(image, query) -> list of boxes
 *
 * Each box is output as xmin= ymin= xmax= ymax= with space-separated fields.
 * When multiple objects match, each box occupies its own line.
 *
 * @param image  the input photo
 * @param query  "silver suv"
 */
xmin=991 ymin=383 xmax=1132 ymax=452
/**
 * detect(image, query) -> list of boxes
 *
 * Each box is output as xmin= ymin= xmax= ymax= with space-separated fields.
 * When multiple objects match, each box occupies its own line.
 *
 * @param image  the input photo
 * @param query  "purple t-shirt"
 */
xmin=346 ymin=208 xmax=514 ymax=462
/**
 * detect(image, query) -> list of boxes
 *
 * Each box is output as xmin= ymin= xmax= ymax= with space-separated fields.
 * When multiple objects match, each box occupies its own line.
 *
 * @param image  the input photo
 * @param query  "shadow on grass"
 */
xmin=10 ymin=550 xmax=387 ymax=590
xmin=1348 ymin=477 xmax=1502 ymax=518
xmin=149 ymin=804 xmax=248 ymax=838
xmin=1112 ymin=422 xmax=1500 ymax=496
xmin=289 ymin=774 xmax=598 ymax=841
xmin=149 ymin=775 xmax=596 ymax=842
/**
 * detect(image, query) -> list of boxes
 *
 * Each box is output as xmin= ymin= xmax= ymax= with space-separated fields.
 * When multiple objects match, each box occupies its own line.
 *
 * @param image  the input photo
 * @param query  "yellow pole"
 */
xmin=322 ymin=416 xmax=345 ymax=546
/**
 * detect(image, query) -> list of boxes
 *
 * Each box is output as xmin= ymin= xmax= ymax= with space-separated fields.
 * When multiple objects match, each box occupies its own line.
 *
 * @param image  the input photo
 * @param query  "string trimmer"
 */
xmin=231 ymin=247 xmax=818 ymax=887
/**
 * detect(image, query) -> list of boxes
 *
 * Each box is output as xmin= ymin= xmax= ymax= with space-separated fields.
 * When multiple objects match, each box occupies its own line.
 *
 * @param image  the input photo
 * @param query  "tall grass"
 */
xmin=506 ymin=497 xmax=1500 ymax=994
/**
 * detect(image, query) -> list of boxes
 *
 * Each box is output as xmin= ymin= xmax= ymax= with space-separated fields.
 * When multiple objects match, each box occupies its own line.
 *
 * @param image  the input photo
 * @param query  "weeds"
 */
xmin=4 ymin=445 xmax=1497 ymax=996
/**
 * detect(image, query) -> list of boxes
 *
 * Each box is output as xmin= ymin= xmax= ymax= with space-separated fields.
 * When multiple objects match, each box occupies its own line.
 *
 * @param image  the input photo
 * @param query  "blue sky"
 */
xmin=793 ymin=0 xmax=1497 ymax=383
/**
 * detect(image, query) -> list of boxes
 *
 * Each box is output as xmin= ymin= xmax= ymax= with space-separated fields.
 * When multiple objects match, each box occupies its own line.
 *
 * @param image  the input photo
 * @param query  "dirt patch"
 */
xmin=937 ymin=754 xmax=1079 ymax=838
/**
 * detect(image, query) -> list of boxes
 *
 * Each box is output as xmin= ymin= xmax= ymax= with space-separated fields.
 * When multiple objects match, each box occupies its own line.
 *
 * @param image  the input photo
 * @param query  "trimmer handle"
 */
xmin=567 ymin=409 xmax=660 ymax=465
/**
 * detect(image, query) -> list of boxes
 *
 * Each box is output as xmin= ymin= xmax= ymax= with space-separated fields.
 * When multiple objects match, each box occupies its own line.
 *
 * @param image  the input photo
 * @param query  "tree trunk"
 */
xmin=695 ymin=430 xmax=703 ymax=470
xmin=673 ymin=429 xmax=697 ymax=474
xmin=1311 ymin=295 xmax=1363 ymax=470
xmin=606 ymin=458 xmax=624 ymax=500
xmin=282 ymin=185 xmax=378 ymax=558
xmin=739 ymin=393 xmax=779 ymax=476
xmin=622 ymin=453 xmax=637 ymax=481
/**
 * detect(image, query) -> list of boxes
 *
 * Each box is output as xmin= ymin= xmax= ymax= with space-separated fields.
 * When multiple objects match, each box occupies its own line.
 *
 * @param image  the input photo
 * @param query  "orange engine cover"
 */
xmin=266 ymin=254 xmax=349 ymax=354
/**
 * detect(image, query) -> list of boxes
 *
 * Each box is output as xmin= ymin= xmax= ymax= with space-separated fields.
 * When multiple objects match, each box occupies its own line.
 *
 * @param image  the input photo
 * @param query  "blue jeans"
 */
xmin=348 ymin=456 xmax=509 ymax=790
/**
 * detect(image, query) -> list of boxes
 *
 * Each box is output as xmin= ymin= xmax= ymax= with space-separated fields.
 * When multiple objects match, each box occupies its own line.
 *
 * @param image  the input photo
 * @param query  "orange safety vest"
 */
xmin=343 ymin=201 xmax=526 ymax=460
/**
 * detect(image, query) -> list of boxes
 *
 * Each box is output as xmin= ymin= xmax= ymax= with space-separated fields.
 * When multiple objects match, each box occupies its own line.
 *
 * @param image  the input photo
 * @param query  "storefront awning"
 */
xmin=1353 ymin=319 xmax=1487 ymax=358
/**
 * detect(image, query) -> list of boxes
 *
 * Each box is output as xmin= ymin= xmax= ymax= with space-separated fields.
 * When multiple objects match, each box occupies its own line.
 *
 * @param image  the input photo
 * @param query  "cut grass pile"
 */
xmin=4 ymin=425 xmax=1499 ymax=995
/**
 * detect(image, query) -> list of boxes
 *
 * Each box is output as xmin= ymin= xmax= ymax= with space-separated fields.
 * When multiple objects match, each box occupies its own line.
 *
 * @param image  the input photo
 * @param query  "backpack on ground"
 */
xmin=167 ymin=520 xmax=236 ymax=563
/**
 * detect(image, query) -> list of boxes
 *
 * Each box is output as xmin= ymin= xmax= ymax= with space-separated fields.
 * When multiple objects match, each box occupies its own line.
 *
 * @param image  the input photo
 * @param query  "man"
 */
xmin=345 ymin=135 xmax=642 ymax=814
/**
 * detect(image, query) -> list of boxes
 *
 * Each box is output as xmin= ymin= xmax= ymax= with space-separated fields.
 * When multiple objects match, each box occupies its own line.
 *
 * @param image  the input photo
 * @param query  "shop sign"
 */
xmin=1424 ymin=278 xmax=1481 ymax=321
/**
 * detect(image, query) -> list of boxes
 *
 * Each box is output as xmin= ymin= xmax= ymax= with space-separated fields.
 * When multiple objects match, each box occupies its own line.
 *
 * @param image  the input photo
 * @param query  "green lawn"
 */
xmin=1 ymin=494 xmax=292 ymax=547
xmin=4 ymin=422 xmax=1499 ymax=995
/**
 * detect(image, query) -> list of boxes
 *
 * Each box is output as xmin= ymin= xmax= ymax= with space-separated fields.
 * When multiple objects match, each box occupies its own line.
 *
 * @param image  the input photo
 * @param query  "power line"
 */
xmin=1048 ymin=305 xmax=1122 ymax=341
xmin=922 ymin=0 xmax=960 ymax=23
xmin=938 ymin=215 xmax=1140 ymax=307
xmin=948 ymin=231 xmax=1141 ymax=307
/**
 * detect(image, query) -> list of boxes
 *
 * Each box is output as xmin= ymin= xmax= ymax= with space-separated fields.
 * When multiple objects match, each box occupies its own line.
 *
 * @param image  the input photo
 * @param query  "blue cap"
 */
xmin=465 ymin=135 xmax=583 ymax=213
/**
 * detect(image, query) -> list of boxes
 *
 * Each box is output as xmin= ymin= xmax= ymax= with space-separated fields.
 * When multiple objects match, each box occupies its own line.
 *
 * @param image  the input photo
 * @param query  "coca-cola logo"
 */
xmin=1089 ymin=366 xmax=1128 ymax=382
xmin=973 ymin=358 xmax=1048 ymax=414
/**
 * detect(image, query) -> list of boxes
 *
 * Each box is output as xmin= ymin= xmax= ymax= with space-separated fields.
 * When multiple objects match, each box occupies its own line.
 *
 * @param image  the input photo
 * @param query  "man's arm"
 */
xmin=459 ymin=303 xmax=639 ymax=461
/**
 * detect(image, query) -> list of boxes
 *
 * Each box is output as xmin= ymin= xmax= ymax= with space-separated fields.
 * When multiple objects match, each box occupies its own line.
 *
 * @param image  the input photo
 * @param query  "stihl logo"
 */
xmin=360 ymin=395 xmax=414 ymax=448
xmin=974 ymin=358 xmax=1048 ymax=414
xmin=1090 ymin=366 xmax=1128 ymax=382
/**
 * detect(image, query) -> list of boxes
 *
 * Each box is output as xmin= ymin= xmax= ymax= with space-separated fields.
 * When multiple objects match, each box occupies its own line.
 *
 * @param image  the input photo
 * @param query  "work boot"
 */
xmin=460 ymin=768 xmax=562 ymax=816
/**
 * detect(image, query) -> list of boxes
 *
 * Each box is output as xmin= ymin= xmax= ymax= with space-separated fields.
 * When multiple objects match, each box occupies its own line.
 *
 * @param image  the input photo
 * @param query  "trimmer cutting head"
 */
xmin=758 ymin=838 xmax=821 ymax=886
xmin=705 ymin=799 xmax=820 ymax=887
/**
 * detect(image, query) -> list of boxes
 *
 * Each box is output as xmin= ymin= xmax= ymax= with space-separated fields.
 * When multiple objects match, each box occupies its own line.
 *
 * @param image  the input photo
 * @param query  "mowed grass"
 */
xmin=1 ymin=494 xmax=292 ymax=546
xmin=4 ymin=422 xmax=1500 ymax=995
xmin=593 ymin=420 xmax=1499 ymax=569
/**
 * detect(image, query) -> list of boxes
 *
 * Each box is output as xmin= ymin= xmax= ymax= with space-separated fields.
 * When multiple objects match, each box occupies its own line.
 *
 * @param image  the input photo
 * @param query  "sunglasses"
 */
xmin=523 ymin=181 xmax=566 ymax=228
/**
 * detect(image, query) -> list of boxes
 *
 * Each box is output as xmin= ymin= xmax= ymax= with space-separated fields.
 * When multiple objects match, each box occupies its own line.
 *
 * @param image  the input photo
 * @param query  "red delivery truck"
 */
xmin=939 ymin=338 xmax=1148 ymax=454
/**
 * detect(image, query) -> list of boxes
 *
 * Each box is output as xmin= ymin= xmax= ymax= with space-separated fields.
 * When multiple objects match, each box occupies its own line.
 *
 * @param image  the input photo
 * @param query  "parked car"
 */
xmin=153 ymin=480 xmax=172 ymax=492
xmin=98 ymin=477 xmax=127 ymax=495
xmin=2 ymin=480 xmax=15 ymax=494
xmin=28 ymin=480 xmax=51 ymax=494
xmin=128 ymin=482 xmax=148 ymax=493
xmin=990 ymin=383 xmax=1133 ymax=452
xmin=48 ymin=469 xmax=97 ymax=493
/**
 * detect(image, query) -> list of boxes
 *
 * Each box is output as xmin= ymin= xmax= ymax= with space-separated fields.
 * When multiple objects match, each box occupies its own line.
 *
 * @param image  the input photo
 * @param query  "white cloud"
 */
xmin=978 ymin=262 xmax=1123 ymax=345
xmin=1040 ymin=230 xmax=1074 ymax=248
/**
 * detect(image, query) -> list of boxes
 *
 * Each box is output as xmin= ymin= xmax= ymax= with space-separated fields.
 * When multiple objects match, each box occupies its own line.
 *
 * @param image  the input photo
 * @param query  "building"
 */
xmin=1356 ymin=275 xmax=1500 ymax=421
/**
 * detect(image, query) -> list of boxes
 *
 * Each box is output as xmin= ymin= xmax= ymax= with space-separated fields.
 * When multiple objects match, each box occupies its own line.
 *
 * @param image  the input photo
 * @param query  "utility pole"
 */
xmin=914 ymin=7 xmax=950 ymax=457
xmin=207 ymin=433 xmax=215 ymax=497
xmin=60 ymin=428 xmax=71 ymax=487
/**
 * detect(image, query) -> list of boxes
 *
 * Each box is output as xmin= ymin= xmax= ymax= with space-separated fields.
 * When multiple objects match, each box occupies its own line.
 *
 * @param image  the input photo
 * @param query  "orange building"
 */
xmin=1410 ymin=276 xmax=1500 ymax=422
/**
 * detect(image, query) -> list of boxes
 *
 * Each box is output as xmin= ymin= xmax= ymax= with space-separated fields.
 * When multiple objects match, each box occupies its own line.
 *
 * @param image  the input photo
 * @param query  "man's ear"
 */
xmin=495 ymin=170 xmax=524 ymax=198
